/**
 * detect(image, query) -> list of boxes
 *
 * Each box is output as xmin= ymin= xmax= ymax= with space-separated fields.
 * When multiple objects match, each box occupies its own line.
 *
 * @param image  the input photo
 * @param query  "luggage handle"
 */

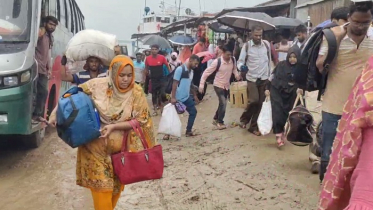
xmin=293 ymin=93 xmax=305 ymax=109
xmin=120 ymin=119 xmax=150 ymax=153
xmin=58 ymin=97 xmax=79 ymax=130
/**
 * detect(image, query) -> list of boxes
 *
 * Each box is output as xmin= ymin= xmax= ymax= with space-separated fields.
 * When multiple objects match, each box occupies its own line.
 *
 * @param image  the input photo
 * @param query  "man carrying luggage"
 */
xmin=237 ymin=25 xmax=272 ymax=136
xmin=59 ymin=56 xmax=107 ymax=85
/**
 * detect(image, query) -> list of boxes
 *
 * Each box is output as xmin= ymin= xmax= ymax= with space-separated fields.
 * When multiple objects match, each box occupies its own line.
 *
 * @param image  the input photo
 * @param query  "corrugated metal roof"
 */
xmin=295 ymin=0 xmax=327 ymax=8
xmin=256 ymin=0 xmax=291 ymax=7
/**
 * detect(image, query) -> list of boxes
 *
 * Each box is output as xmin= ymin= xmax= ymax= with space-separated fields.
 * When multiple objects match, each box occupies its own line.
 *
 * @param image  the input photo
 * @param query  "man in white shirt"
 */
xmin=237 ymin=25 xmax=272 ymax=136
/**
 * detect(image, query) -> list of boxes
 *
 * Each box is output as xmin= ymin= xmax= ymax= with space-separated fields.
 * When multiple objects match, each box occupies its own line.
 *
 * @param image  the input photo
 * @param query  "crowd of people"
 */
xmin=30 ymin=1 xmax=373 ymax=209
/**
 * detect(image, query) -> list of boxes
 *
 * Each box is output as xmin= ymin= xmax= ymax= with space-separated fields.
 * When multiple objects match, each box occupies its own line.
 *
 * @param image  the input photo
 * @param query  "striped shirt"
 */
xmin=319 ymin=34 xmax=373 ymax=115
xmin=72 ymin=70 xmax=107 ymax=85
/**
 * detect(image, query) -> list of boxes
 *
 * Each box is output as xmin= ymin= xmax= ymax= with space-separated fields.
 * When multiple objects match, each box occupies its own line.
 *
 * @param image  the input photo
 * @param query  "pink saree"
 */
xmin=319 ymin=56 xmax=373 ymax=210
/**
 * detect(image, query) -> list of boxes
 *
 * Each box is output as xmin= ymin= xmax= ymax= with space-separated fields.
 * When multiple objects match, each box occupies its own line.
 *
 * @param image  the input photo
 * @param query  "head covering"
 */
xmin=171 ymin=52 xmax=178 ymax=57
xmin=286 ymin=46 xmax=301 ymax=66
xmin=82 ymin=55 xmax=136 ymax=124
xmin=108 ymin=55 xmax=135 ymax=94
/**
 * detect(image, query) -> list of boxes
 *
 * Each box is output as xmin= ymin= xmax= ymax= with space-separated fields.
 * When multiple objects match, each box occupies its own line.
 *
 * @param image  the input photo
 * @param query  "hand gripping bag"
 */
xmin=56 ymin=86 xmax=101 ymax=148
xmin=65 ymin=29 xmax=118 ymax=66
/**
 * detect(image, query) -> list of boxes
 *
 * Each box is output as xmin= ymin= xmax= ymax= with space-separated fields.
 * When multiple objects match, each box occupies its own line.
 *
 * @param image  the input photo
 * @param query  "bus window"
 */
xmin=68 ymin=0 xmax=74 ymax=33
xmin=63 ymin=0 xmax=69 ymax=28
xmin=56 ymin=0 xmax=60 ymax=21
xmin=12 ymin=0 xmax=21 ymax=18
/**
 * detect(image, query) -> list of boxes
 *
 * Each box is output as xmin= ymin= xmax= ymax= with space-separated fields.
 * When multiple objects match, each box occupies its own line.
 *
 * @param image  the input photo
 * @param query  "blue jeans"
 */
xmin=319 ymin=111 xmax=342 ymax=182
xmin=182 ymin=96 xmax=197 ymax=132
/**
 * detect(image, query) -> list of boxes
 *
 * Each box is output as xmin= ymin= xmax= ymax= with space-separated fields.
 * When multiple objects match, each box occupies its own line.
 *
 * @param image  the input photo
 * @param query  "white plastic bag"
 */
xmin=258 ymin=96 xmax=272 ymax=135
xmin=158 ymin=104 xmax=182 ymax=137
xmin=65 ymin=29 xmax=118 ymax=66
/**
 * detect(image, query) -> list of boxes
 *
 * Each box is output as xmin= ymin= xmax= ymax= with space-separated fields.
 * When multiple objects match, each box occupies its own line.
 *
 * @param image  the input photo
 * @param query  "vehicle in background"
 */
xmin=0 ymin=0 xmax=85 ymax=148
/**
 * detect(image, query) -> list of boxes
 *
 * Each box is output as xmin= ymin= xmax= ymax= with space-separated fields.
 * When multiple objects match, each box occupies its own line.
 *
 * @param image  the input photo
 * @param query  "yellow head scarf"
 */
xmin=108 ymin=55 xmax=135 ymax=95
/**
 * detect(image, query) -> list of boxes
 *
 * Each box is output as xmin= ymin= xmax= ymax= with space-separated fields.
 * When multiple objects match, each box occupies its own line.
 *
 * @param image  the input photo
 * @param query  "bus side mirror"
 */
xmin=12 ymin=0 xmax=21 ymax=19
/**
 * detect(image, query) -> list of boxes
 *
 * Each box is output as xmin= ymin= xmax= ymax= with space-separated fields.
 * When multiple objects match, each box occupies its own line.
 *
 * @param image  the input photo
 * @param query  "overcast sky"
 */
xmin=76 ymin=0 xmax=268 ymax=40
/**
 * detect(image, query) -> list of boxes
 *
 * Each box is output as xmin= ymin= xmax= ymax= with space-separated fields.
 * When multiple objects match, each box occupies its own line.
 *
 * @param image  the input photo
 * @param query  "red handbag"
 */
xmin=111 ymin=120 xmax=164 ymax=185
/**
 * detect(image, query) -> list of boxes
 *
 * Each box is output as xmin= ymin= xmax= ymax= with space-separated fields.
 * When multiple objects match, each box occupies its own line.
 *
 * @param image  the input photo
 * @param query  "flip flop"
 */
xmin=163 ymin=135 xmax=170 ymax=140
xmin=249 ymin=130 xmax=262 ymax=136
xmin=185 ymin=131 xmax=199 ymax=137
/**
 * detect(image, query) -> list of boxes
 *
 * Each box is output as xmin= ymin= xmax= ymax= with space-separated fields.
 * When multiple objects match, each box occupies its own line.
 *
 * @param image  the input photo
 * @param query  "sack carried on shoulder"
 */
xmin=284 ymin=94 xmax=314 ymax=146
xmin=111 ymin=120 xmax=164 ymax=185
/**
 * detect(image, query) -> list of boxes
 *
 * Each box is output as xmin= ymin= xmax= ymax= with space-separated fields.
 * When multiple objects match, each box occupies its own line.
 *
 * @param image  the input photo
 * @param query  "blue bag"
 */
xmin=56 ymin=86 xmax=101 ymax=148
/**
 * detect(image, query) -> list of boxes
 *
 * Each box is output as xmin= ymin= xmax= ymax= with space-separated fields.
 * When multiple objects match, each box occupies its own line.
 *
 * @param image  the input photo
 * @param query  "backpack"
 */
xmin=293 ymin=28 xmax=338 ymax=100
xmin=206 ymin=56 xmax=236 ymax=83
xmin=165 ymin=65 xmax=190 ymax=94
xmin=56 ymin=86 xmax=101 ymax=148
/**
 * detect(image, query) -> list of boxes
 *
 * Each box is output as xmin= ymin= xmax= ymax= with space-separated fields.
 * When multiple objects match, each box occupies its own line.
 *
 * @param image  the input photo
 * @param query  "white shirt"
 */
xmin=237 ymin=40 xmax=272 ymax=82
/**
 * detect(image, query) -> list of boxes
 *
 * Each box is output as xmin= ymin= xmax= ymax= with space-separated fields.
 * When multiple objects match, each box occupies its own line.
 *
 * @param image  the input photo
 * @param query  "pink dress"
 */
xmin=318 ymin=56 xmax=373 ymax=210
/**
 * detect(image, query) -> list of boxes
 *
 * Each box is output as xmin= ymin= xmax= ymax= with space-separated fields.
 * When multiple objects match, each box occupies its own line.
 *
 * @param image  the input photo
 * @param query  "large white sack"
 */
xmin=258 ymin=96 xmax=272 ymax=136
xmin=65 ymin=29 xmax=117 ymax=66
xmin=158 ymin=104 xmax=182 ymax=137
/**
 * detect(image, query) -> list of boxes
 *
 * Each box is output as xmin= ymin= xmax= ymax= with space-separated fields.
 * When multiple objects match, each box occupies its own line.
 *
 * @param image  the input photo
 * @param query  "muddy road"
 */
xmin=0 ymin=89 xmax=321 ymax=210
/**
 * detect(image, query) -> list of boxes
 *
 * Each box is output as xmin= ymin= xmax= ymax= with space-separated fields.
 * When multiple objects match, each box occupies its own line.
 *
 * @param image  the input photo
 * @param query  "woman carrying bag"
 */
xmin=49 ymin=55 xmax=159 ymax=210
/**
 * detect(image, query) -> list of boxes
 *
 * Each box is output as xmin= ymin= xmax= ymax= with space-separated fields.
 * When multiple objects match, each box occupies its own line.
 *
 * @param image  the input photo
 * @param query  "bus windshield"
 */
xmin=0 ymin=0 xmax=31 ymax=43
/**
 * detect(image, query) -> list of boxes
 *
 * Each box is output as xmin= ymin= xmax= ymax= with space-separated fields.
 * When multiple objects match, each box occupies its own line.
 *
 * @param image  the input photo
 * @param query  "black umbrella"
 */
xmin=217 ymin=11 xmax=275 ymax=31
xmin=272 ymin=17 xmax=303 ymax=29
xmin=208 ymin=22 xmax=234 ymax=34
xmin=140 ymin=35 xmax=171 ymax=49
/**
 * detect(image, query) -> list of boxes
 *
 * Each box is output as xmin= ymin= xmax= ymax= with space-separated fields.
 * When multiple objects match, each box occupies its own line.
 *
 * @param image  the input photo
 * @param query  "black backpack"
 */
xmin=165 ymin=65 xmax=190 ymax=94
xmin=293 ymin=28 xmax=338 ymax=100
xmin=206 ymin=56 xmax=236 ymax=83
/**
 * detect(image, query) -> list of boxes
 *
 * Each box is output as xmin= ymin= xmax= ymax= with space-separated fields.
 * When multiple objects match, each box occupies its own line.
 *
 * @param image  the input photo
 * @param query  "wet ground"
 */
xmin=0 ymin=88 xmax=321 ymax=210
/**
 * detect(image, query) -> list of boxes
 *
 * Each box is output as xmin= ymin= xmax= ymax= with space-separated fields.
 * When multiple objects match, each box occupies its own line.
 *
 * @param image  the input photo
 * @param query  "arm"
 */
xmin=192 ymin=45 xmax=199 ymax=54
xmin=199 ymin=59 xmax=218 ymax=88
xmin=60 ymin=65 xmax=75 ymax=82
xmin=171 ymin=67 xmax=181 ymax=103
xmin=237 ymin=43 xmax=248 ymax=70
xmin=270 ymin=43 xmax=279 ymax=65
xmin=38 ymin=27 xmax=46 ymax=38
xmin=316 ymin=37 xmax=328 ymax=73
xmin=163 ymin=56 xmax=171 ymax=73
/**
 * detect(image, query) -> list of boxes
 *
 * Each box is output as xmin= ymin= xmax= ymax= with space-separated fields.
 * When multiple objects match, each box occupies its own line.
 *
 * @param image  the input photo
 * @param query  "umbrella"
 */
xmin=169 ymin=35 xmax=197 ymax=46
xmin=196 ymin=51 xmax=216 ymax=63
xmin=217 ymin=11 xmax=275 ymax=31
xmin=272 ymin=17 xmax=303 ymax=29
xmin=208 ymin=22 xmax=234 ymax=33
xmin=140 ymin=35 xmax=171 ymax=49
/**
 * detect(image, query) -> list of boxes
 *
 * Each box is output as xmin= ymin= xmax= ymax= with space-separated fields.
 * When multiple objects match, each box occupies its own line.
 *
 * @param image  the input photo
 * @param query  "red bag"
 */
xmin=111 ymin=120 xmax=164 ymax=185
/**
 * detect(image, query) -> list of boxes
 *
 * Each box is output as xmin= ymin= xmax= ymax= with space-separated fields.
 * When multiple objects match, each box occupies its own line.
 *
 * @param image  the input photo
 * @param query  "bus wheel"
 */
xmin=24 ymin=128 xmax=45 ymax=148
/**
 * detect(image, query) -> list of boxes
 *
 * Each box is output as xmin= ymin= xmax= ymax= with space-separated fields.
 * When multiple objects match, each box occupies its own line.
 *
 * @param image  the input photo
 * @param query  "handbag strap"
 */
xmin=293 ymin=93 xmax=305 ymax=109
xmin=121 ymin=119 xmax=150 ymax=152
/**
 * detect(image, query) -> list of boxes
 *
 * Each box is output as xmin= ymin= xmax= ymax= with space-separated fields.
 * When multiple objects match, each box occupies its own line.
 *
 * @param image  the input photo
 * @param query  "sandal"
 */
xmin=212 ymin=119 xmax=218 ymax=126
xmin=216 ymin=123 xmax=227 ymax=130
xmin=249 ymin=130 xmax=262 ymax=136
xmin=276 ymin=136 xmax=285 ymax=148
xmin=239 ymin=122 xmax=247 ymax=129
xmin=163 ymin=135 xmax=170 ymax=140
xmin=186 ymin=131 xmax=199 ymax=137
xmin=152 ymin=111 xmax=158 ymax=116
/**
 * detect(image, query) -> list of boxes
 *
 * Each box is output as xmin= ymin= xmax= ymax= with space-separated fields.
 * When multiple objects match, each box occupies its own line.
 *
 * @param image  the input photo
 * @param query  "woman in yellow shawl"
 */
xmin=49 ymin=55 xmax=156 ymax=210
